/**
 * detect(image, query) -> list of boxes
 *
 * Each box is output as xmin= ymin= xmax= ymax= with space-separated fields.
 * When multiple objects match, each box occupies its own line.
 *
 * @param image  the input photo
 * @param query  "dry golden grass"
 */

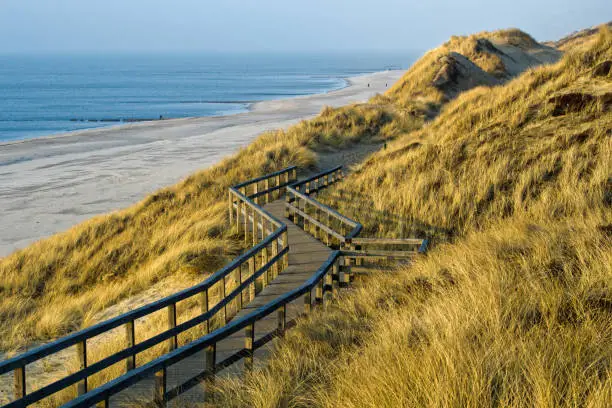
xmin=0 ymin=126 xmax=314 ymax=351
xmin=323 ymin=27 xmax=611 ymax=243
xmin=213 ymin=215 xmax=611 ymax=407
xmin=547 ymin=22 xmax=612 ymax=51
xmin=209 ymin=29 xmax=612 ymax=407
xmin=0 ymin=27 xmax=552 ymax=353
xmin=379 ymin=28 xmax=559 ymax=111
xmin=2 ymin=25 xmax=608 ymax=408
xmin=0 ymin=83 xmax=419 ymax=353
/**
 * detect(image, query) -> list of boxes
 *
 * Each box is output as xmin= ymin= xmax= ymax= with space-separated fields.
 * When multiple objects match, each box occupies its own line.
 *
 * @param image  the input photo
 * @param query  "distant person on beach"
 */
xmin=368 ymin=83 xmax=370 ymax=87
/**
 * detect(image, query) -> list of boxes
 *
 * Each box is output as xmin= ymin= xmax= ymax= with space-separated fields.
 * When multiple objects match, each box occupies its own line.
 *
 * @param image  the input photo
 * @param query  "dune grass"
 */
xmin=322 ymin=27 xmax=611 ymax=243
xmin=0 ymin=26 xmax=556 ymax=353
xmin=0 ymin=88 xmax=421 ymax=354
xmin=376 ymin=28 xmax=559 ymax=113
xmin=213 ymin=215 xmax=611 ymax=408
xmin=209 ymin=28 xmax=612 ymax=407
xmin=1 ymin=24 xmax=605 ymax=407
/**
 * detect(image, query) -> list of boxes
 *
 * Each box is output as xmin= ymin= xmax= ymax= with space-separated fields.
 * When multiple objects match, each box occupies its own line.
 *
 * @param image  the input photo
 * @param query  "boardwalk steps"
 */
xmin=0 ymin=166 xmax=427 ymax=408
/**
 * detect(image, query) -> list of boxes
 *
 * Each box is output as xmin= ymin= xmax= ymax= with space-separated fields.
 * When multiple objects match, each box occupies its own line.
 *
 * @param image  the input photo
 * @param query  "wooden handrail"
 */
xmin=1 ymin=167 xmax=296 ymax=408
xmin=288 ymin=188 xmax=359 ymax=228
xmin=232 ymin=166 xmax=297 ymax=190
xmin=1 ymin=165 xmax=427 ymax=408
xmin=286 ymin=166 xmax=362 ymax=245
xmin=350 ymin=237 xmax=425 ymax=245
xmin=291 ymin=165 xmax=342 ymax=190
xmin=61 ymin=251 xmax=342 ymax=408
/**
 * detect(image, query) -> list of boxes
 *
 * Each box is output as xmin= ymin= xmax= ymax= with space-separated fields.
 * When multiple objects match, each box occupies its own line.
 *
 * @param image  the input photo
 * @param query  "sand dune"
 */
xmin=0 ymin=70 xmax=403 ymax=257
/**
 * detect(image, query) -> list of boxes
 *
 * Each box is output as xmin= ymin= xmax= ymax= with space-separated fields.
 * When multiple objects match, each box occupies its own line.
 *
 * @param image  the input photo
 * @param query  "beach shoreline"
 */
xmin=0 ymin=75 xmax=356 ymax=148
xmin=0 ymin=69 xmax=404 ymax=257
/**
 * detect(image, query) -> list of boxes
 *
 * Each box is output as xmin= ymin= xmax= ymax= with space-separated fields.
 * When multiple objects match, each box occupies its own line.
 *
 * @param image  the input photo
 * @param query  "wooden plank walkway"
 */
xmin=110 ymin=200 xmax=330 ymax=407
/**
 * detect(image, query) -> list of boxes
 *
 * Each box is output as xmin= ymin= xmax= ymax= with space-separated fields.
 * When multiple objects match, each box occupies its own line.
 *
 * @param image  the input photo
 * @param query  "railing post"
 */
xmin=154 ymin=367 xmax=167 ymax=407
xmin=262 ymin=245 xmax=270 ymax=287
xmin=324 ymin=272 xmax=333 ymax=309
xmin=201 ymin=288 xmax=210 ymax=334
xmin=76 ymin=340 xmax=87 ymax=396
xmin=326 ymin=212 xmax=331 ymax=246
xmin=293 ymin=196 xmax=301 ymax=225
xmin=271 ymin=238 xmax=279 ymax=279
xmin=245 ymin=323 xmax=255 ymax=373
xmin=228 ymin=191 xmax=233 ymax=226
xmin=283 ymin=231 xmax=289 ymax=269
xmin=235 ymin=263 xmax=243 ymax=310
xmin=244 ymin=204 xmax=250 ymax=244
xmin=253 ymin=182 xmax=259 ymax=205
xmin=205 ymin=343 xmax=216 ymax=401
xmin=236 ymin=199 xmax=243 ymax=233
xmin=293 ymin=196 xmax=299 ymax=224
xmin=249 ymin=256 xmax=256 ymax=302
xmin=332 ymin=260 xmax=340 ymax=297
xmin=223 ymin=275 xmax=228 ymax=324
xmin=356 ymin=244 xmax=363 ymax=267
xmin=275 ymin=174 xmax=282 ymax=199
xmin=14 ymin=366 xmax=25 ymax=402
xmin=278 ymin=304 xmax=287 ymax=335
xmin=252 ymin=209 xmax=258 ymax=247
xmin=167 ymin=303 xmax=177 ymax=351
xmin=291 ymin=168 xmax=297 ymax=183
xmin=315 ymin=279 xmax=323 ymax=306
xmin=264 ymin=178 xmax=270 ymax=203
xmin=302 ymin=199 xmax=308 ymax=232
xmin=339 ymin=256 xmax=348 ymax=287
xmin=304 ymin=291 xmax=312 ymax=315
xmin=285 ymin=191 xmax=291 ymax=219
xmin=125 ymin=320 xmax=136 ymax=371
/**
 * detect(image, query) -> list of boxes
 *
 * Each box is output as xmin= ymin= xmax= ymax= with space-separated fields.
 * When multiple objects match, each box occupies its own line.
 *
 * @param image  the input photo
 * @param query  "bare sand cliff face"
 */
xmin=0 ymin=70 xmax=402 ymax=257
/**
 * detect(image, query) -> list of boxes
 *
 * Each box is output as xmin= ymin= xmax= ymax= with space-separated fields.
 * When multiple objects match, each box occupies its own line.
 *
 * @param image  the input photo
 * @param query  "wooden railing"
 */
xmin=1 ymin=165 xmax=427 ymax=408
xmin=61 ymin=251 xmax=343 ymax=408
xmin=57 ymin=166 xmax=427 ymax=407
xmin=342 ymin=237 xmax=428 ymax=276
xmin=0 ymin=168 xmax=296 ymax=408
xmin=285 ymin=166 xmax=362 ymax=248
xmin=228 ymin=166 xmax=297 ymax=245
xmin=286 ymin=166 xmax=428 ymax=279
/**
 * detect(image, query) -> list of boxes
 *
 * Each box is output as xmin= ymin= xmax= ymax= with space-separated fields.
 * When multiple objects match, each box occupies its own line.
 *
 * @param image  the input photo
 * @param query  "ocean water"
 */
xmin=0 ymin=52 xmax=410 ymax=142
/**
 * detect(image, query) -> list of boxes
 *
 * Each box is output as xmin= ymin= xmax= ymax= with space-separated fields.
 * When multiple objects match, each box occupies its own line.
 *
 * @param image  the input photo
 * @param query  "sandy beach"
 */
xmin=0 ymin=70 xmax=403 ymax=257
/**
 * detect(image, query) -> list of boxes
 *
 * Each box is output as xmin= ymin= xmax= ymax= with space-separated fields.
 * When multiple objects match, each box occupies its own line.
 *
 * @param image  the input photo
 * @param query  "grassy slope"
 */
xmin=0 ymin=27 xmax=551 ymax=352
xmin=0 ymin=23 xmax=580 ymax=364
xmin=0 ymin=84 xmax=420 ymax=351
xmin=545 ymin=21 xmax=612 ymax=51
xmin=211 ymin=29 xmax=612 ymax=407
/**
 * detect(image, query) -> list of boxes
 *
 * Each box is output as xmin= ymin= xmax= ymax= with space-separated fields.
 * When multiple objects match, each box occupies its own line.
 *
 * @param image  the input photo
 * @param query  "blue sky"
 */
xmin=1 ymin=0 xmax=610 ymax=53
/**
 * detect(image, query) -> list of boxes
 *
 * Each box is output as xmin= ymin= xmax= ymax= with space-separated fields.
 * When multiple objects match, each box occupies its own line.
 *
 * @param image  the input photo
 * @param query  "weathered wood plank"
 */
xmin=351 ymin=237 xmax=424 ymax=245
xmin=285 ymin=203 xmax=346 ymax=241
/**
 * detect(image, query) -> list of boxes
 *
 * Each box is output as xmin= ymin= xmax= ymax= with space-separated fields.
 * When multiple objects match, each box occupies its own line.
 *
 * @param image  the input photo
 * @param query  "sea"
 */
xmin=0 ymin=52 xmax=412 ymax=142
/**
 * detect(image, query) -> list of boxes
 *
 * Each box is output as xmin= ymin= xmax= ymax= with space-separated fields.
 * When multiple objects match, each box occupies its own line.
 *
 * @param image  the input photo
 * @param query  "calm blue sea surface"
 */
xmin=0 ymin=52 xmax=411 ymax=142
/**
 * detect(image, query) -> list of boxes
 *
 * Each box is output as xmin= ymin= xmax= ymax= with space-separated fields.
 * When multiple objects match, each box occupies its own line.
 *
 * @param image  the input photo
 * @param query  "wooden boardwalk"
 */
xmin=110 ymin=200 xmax=331 ymax=407
xmin=0 ymin=166 xmax=426 ymax=408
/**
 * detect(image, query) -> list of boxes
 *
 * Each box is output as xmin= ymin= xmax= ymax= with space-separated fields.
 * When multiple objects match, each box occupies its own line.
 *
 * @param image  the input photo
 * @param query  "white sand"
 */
xmin=0 ymin=70 xmax=403 ymax=257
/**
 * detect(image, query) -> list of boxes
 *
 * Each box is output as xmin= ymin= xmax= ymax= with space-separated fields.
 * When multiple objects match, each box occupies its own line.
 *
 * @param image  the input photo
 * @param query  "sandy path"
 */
xmin=0 ymin=70 xmax=403 ymax=257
